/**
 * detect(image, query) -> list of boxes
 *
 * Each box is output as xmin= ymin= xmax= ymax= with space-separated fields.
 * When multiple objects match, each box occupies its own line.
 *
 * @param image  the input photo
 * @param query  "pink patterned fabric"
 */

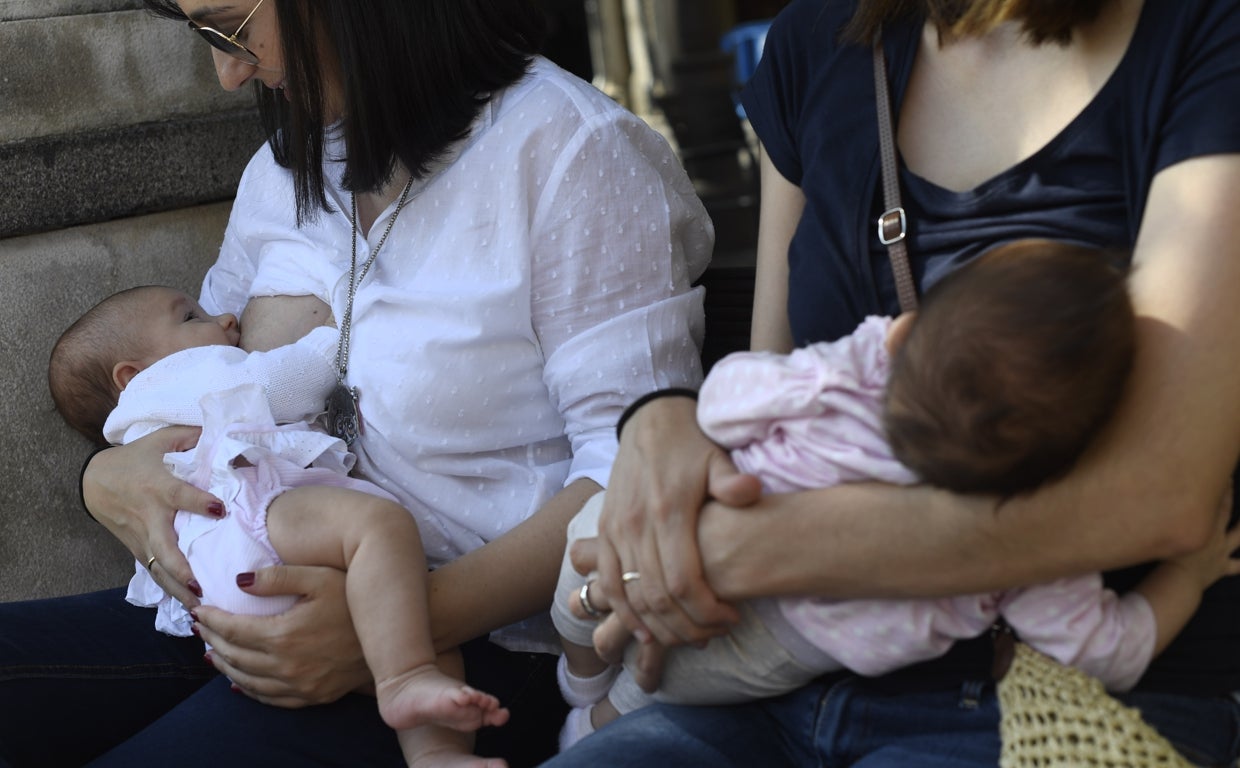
xmin=696 ymin=316 xmax=1156 ymax=691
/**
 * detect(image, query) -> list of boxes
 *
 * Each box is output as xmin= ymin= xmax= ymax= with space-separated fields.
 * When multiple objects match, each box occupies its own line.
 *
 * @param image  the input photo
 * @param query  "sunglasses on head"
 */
xmin=186 ymin=0 xmax=266 ymax=66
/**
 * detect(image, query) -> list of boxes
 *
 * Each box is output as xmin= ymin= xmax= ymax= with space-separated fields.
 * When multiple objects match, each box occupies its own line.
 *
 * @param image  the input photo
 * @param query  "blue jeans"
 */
xmin=542 ymin=674 xmax=1240 ymax=767
xmin=0 ymin=589 xmax=566 ymax=767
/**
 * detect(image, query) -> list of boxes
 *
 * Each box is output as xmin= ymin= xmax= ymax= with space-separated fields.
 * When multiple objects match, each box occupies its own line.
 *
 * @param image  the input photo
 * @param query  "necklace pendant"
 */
xmin=326 ymin=383 xmax=363 ymax=446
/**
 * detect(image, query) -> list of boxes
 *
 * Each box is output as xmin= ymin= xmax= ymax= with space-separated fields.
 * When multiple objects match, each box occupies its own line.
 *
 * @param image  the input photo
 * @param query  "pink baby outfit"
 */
xmin=105 ymin=326 xmax=397 ymax=637
xmin=696 ymin=315 xmax=1156 ymax=691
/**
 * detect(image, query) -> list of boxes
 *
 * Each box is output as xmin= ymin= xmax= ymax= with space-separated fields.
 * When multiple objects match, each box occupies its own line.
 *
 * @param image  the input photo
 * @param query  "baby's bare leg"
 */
xmin=266 ymin=487 xmax=509 ymax=735
xmin=562 ymin=638 xmax=610 ymax=680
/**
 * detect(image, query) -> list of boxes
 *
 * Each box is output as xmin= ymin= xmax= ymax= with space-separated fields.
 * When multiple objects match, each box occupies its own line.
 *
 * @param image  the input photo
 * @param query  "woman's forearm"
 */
xmin=699 ymin=459 xmax=1222 ymax=604
xmin=426 ymin=477 xmax=601 ymax=652
xmin=698 ymin=483 xmax=1025 ymax=601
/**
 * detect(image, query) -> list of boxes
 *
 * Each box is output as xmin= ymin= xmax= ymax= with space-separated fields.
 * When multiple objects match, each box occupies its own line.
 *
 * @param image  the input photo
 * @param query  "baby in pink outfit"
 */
xmin=49 ymin=286 xmax=509 ymax=768
xmin=551 ymin=240 xmax=1240 ymax=750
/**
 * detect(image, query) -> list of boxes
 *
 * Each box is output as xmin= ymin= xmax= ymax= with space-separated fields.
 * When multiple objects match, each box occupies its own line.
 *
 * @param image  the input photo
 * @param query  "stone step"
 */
xmin=0 ymin=0 xmax=259 ymax=237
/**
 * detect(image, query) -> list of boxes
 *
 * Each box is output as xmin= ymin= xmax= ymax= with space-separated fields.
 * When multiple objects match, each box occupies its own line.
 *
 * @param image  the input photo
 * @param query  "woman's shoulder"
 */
xmin=478 ymin=56 xmax=681 ymax=174
xmin=234 ymin=141 xmax=293 ymax=195
xmin=1122 ymin=0 xmax=1240 ymax=63
xmin=762 ymin=0 xmax=862 ymax=59
xmin=772 ymin=0 xmax=858 ymax=32
xmin=490 ymin=57 xmax=633 ymax=129
xmin=1114 ymin=0 xmax=1240 ymax=171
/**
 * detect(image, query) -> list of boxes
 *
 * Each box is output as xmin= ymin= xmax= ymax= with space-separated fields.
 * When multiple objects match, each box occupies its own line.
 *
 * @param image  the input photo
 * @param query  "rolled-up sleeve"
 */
xmin=531 ymin=110 xmax=713 ymax=488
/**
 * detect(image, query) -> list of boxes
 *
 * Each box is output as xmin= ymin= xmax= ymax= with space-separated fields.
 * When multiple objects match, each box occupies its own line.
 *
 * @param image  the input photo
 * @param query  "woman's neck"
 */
xmin=896 ymin=0 xmax=1142 ymax=192
xmin=353 ymin=166 xmax=412 ymax=237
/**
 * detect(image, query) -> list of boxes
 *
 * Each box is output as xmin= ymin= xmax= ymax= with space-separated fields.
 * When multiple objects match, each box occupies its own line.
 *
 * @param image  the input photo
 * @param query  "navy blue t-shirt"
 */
xmin=741 ymin=0 xmax=1240 ymax=695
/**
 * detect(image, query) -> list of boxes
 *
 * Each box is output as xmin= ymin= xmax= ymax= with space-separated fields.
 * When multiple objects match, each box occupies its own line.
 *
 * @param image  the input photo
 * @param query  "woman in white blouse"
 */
xmin=0 ymin=2 xmax=712 ymax=766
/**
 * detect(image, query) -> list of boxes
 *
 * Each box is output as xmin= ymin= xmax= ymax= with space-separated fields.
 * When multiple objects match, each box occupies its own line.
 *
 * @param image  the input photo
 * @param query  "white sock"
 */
xmin=558 ymin=705 xmax=597 ymax=753
xmin=556 ymin=653 xmax=619 ymax=708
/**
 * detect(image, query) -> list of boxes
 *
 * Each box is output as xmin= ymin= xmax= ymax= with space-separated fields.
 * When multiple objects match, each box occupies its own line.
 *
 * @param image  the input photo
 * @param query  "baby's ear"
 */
xmin=885 ymin=312 xmax=917 ymax=355
xmin=112 ymin=360 xmax=143 ymax=392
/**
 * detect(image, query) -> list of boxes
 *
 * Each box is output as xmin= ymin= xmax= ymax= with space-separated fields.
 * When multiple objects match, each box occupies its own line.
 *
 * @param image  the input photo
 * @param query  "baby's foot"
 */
xmin=556 ymin=654 xmax=619 ymax=708
xmin=557 ymin=705 xmax=596 ymax=753
xmin=401 ymin=724 xmax=509 ymax=768
xmin=378 ymin=664 xmax=510 ymax=732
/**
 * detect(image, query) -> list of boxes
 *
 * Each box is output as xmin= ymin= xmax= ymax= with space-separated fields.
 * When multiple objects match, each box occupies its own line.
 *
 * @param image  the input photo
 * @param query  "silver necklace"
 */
xmin=325 ymin=176 xmax=416 ymax=445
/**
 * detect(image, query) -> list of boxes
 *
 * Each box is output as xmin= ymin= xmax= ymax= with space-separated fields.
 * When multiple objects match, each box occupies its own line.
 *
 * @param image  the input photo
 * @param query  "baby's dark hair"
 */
xmin=884 ymin=240 xmax=1134 ymax=496
xmin=48 ymin=286 xmax=162 ymax=446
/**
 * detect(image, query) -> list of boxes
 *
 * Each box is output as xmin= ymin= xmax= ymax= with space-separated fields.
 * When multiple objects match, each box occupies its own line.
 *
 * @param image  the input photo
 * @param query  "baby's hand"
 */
xmin=1164 ymin=483 xmax=1240 ymax=591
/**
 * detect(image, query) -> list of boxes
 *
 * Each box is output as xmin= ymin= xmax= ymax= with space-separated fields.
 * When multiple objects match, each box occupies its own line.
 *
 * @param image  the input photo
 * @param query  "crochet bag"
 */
xmin=996 ymin=641 xmax=1193 ymax=767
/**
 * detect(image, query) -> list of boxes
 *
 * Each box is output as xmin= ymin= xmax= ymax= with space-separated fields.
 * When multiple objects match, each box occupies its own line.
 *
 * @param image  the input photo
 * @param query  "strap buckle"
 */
xmin=877 ymin=206 xmax=906 ymax=245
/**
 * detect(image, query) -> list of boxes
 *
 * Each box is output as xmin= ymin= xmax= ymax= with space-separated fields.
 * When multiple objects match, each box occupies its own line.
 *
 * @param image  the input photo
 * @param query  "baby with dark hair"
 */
xmin=49 ymin=286 xmax=509 ymax=768
xmin=886 ymin=239 xmax=1135 ymax=496
xmin=551 ymin=240 xmax=1240 ymax=750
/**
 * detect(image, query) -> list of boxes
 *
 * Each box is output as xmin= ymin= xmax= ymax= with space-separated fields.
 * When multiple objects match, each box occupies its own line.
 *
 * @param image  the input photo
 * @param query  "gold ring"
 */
xmin=146 ymin=554 xmax=157 ymax=570
xmin=621 ymin=571 xmax=641 ymax=584
xmin=579 ymin=580 xmax=604 ymax=619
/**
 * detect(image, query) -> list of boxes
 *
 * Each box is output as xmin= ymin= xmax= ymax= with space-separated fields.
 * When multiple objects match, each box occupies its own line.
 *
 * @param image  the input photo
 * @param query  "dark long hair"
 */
xmin=143 ymin=1 xmax=545 ymax=223
xmin=844 ymin=0 xmax=1110 ymax=45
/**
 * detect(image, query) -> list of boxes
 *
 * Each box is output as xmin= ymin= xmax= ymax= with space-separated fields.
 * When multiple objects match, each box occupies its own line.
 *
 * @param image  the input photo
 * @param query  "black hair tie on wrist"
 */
xmin=79 ymin=445 xmax=112 ymax=524
xmin=615 ymin=387 xmax=699 ymax=441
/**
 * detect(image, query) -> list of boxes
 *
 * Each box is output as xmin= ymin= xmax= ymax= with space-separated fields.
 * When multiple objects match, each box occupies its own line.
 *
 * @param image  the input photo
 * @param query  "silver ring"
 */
xmin=146 ymin=554 xmax=157 ymax=570
xmin=579 ymin=580 xmax=604 ymax=619
xmin=621 ymin=571 xmax=641 ymax=584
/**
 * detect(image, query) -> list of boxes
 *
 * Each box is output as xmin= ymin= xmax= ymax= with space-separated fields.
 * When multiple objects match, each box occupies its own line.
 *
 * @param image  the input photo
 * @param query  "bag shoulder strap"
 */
xmin=872 ymin=34 xmax=919 ymax=313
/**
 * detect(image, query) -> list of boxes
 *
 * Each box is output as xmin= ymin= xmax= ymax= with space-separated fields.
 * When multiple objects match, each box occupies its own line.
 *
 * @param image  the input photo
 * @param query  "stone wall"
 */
xmin=0 ymin=0 xmax=261 ymax=600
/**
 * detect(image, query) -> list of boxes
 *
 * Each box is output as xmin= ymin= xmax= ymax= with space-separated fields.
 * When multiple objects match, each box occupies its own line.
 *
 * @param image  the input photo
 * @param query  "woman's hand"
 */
xmin=568 ymin=547 xmax=667 ymax=691
xmin=193 ymin=564 xmax=370 ymax=708
xmin=82 ymin=426 xmax=224 ymax=607
xmin=590 ymin=396 xmax=761 ymax=647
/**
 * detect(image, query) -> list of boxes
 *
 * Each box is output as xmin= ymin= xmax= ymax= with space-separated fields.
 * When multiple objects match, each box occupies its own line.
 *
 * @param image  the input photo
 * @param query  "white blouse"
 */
xmin=200 ymin=59 xmax=712 ymax=584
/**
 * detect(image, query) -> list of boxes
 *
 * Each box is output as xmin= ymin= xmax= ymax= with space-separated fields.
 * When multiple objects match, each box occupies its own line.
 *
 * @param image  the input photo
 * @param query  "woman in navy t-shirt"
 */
xmin=548 ymin=0 xmax=1240 ymax=765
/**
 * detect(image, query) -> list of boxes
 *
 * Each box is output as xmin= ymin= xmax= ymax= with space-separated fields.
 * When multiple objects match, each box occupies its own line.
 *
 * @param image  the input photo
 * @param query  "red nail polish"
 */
xmin=188 ymin=580 xmax=203 ymax=598
xmin=230 ymin=683 xmax=242 ymax=694
xmin=236 ymin=572 xmax=255 ymax=588
xmin=191 ymin=624 xmax=200 ymax=636
xmin=189 ymin=610 xmax=199 ymax=622
xmin=203 ymin=653 xmax=214 ymax=666
xmin=207 ymin=502 xmax=225 ymax=518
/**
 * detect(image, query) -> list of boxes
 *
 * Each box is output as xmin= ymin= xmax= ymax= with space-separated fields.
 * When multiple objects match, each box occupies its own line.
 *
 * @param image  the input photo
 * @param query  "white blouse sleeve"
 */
xmin=529 ymin=107 xmax=714 ymax=488
xmin=104 ymin=327 xmax=340 ymax=444
xmin=199 ymin=145 xmax=340 ymax=316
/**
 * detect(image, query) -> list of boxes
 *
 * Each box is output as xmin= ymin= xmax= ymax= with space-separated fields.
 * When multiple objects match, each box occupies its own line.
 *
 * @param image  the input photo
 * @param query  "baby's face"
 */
xmin=136 ymin=287 xmax=241 ymax=364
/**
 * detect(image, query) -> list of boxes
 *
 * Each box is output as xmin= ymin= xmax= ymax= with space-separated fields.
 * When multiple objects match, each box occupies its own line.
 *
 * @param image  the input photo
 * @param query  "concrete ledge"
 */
xmin=0 ymin=109 xmax=263 ymax=238
xmin=0 ymin=0 xmax=141 ymax=22
xmin=1 ymin=7 xmax=251 ymax=143
xmin=1 ymin=2 xmax=263 ymax=238
xmin=0 ymin=202 xmax=232 ymax=601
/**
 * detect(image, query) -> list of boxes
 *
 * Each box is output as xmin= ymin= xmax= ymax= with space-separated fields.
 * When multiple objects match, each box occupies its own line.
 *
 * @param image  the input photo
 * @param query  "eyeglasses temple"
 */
xmin=232 ymin=0 xmax=266 ymax=42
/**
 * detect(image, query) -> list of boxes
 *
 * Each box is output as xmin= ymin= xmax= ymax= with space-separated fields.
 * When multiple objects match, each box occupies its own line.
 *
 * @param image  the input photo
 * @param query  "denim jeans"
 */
xmin=0 ymin=589 xmax=565 ymax=768
xmin=542 ymin=674 xmax=1240 ymax=767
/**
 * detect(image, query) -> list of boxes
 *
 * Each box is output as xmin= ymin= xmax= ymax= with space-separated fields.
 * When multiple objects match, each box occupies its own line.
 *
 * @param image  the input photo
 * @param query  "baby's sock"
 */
xmin=556 ymin=654 xmax=619 ymax=708
xmin=558 ymin=705 xmax=597 ymax=753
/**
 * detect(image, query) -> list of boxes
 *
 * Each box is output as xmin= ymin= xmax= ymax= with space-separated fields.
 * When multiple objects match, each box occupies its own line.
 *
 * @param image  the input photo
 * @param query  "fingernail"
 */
xmin=191 ymin=624 xmax=200 ymax=636
xmin=189 ymin=610 xmax=199 ymax=622
xmin=634 ymin=628 xmax=652 ymax=644
xmin=203 ymin=653 xmax=214 ymax=666
xmin=207 ymin=502 xmax=225 ymax=518
xmin=230 ymin=683 xmax=242 ymax=694
xmin=188 ymin=580 xmax=203 ymax=598
xmin=236 ymin=572 xmax=255 ymax=588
